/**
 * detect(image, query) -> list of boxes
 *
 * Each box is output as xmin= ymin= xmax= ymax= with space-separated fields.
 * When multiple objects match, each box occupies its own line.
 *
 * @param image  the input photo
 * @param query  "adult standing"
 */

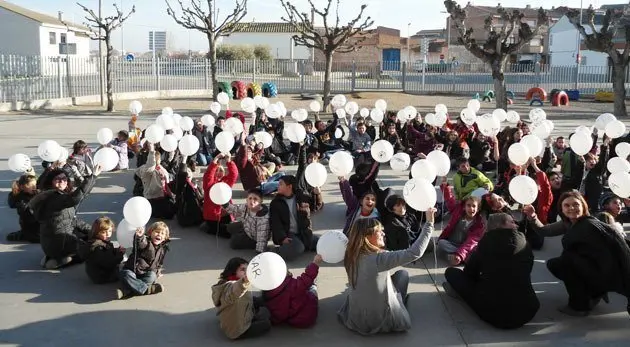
xmin=338 ymin=209 xmax=435 ymax=335
xmin=30 ymin=164 xmax=102 ymax=269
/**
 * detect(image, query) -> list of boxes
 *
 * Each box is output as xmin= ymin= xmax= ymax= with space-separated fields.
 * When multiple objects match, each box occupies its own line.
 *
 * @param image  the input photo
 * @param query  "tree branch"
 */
xmin=77 ymin=2 xmax=134 ymax=40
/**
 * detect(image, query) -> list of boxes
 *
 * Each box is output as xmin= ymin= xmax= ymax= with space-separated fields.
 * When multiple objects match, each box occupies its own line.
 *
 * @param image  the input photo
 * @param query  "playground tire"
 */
xmin=262 ymin=82 xmax=278 ymax=97
xmin=231 ymin=80 xmax=247 ymax=99
xmin=247 ymin=82 xmax=262 ymax=98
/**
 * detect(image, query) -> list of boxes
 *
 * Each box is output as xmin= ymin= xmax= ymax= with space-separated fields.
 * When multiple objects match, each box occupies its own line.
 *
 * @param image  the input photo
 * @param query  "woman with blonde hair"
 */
xmin=337 ymin=208 xmax=436 ymax=335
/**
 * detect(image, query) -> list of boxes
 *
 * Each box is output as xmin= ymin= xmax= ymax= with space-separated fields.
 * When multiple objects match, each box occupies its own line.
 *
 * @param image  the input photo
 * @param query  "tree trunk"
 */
xmin=105 ymin=36 xmax=114 ymax=112
xmin=208 ymin=35 xmax=219 ymax=100
xmin=323 ymin=52 xmax=333 ymax=112
xmin=491 ymin=58 xmax=508 ymax=111
xmin=612 ymin=62 xmax=628 ymax=118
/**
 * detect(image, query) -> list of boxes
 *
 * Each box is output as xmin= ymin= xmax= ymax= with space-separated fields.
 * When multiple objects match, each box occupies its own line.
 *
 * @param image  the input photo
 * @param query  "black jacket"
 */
xmin=124 ymin=234 xmax=169 ymax=275
xmin=583 ymin=144 xmax=609 ymax=210
xmin=8 ymin=190 xmax=39 ymax=242
xmin=82 ymin=239 xmax=124 ymax=284
xmin=269 ymin=191 xmax=314 ymax=250
xmin=384 ymin=212 xmax=421 ymax=251
xmin=462 ymin=227 xmax=540 ymax=329
xmin=175 ymin=166 xmax=203 ymax=227
xmin=192 ymin=126 xmax=215 ymax=156
xmin=295 ymin=145 xmax=324 ymax=212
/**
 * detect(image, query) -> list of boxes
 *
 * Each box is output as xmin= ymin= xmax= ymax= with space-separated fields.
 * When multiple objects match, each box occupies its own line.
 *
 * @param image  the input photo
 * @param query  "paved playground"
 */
xmin=1 ymin=95 xmax=630 ymax=347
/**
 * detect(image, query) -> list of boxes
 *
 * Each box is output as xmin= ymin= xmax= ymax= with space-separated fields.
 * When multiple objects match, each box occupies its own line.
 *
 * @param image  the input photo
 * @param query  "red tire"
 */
xmin=231 ymin=81 xmax=247 ymax=99
xmin=552 ymin=91 xmax=569 ymax=106
xmin=526 ymin=87 xmax=547 ymax=101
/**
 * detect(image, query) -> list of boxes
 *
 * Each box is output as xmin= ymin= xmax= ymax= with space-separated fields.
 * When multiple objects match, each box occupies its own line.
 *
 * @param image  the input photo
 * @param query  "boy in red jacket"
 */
xmin=262 ymin=254 xmax=322 ymax=328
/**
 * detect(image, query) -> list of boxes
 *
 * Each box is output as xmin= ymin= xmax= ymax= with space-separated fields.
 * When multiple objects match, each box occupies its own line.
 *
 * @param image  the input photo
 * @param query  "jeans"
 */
xmin=391 ymin=270 xmax=410 ymax=302
xmin=547 ymin=257 xmax=597 ymax=311
xmin=120 ymin=269 xmax=157 ymax=295
xmin=437 ymin=239 xmax=460 ymax=255
xmin=260 ymin=171 xmax=286 ymax=195
xmin=277 ymin=234 xmax=319 ymax=262
xmin=196 ymin=152 xmax=213 ymax=166
xmin=239 ymin=307 xmax=272 ymax=339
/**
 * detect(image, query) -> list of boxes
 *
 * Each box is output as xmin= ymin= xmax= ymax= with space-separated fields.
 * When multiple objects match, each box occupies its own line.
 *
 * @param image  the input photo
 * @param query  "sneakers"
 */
xmin=146 ymin=283 xmax=164 ymax=295
xmin=44 ymin=256 xmax=73 ymax=270
xmin=558 ymin=305 xmax=590 ymax=317
xmin=116 ymin=288 xmax=132 ymax=300
xmin=6 ymin=231 xmax=24 ymax=242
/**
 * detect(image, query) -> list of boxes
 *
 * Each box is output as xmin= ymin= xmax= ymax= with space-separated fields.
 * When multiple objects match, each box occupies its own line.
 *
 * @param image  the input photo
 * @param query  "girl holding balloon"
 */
xmin=202 ymin=153 xmax=239 ymax=238
xmin=6 ymin=174 xmax=40 ymax=243
xmin=340 ymin=176 xmax=380 ymax=236
xmin=338 ymin=210 xmax=436 ymax=335
xmin=212 ymin=257 xmax=272 ymax=339
xmin=81 ymin=217 xmax=125 ymax=284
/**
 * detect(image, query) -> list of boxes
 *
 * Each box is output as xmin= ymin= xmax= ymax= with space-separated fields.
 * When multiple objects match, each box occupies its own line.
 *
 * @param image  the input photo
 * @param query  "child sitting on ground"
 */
xmin=263 ymin=254 xmax=322 ymax=328
xmin=212 ymin=257 xmax=272 ymax=340
xmin=117 ymin=221 xmax=170 ymax=299
xmin=6 ymin=174 xmax=40 ymax=243
xmin=82 ymin=217 xmax=125 ymax=284
xmin=223 ymin=188 xmax=270 ymax=254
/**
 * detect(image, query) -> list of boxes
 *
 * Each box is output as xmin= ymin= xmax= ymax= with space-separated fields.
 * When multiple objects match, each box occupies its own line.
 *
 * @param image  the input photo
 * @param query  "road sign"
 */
xmin=125 ymin=53 xmax=134 ymax=61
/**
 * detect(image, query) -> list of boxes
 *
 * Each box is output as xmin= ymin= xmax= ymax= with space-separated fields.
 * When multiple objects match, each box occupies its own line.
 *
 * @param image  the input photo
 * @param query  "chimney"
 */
xmin=311 ymin=8 xmax=314 ymax=25
xmin=526 ymin=5 xmax=531 ymax=9
xmin=58 ymin=11 xmax=63 ymax=21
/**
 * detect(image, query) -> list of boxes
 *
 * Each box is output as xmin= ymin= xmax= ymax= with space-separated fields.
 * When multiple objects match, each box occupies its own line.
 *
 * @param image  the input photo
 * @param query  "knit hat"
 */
xmin=599 ymin=192 xmax=618 ymax=210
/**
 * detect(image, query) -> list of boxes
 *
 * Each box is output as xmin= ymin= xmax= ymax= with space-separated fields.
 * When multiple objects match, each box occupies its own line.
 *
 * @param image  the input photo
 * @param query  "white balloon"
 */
xmin=576 ymin=125 xmax=592 ymax=135
xmin=123 ymin=196 xmax=152 ymax=228
xmin=277 ymin=102 xmax=288 ymax=118
xmin=359 ymin=108 xmax=370 ymax=118
xmin=156 ymin=113 xmax=176 ymax=130
xmin=209 ymin=182 xmax=232 ymax=205
xmin=370 ymin=140 xmax=394 ymax=163
xmin=261 ymin=97 xmax=270 ymax=109
xmin=246 ymin=252 xmax=287 ymax=290
xmin=309 ymin=101 xmax=321 ymax=112
xmin=375 ymin=99 xmax=387 ymax=112
xmin=225 ymin=117 xmax=244 ymax=135
xmin=426 ymin=150 xmax=451 ymax=176
xmin=476 ymin=113 xmax=501 ymax=137
xmin=460 ymin=108 xmax=477 ymax=125
xmin=397 ymin=110 xmax=409 ymax=123
xmin=254 ymin=131 xmax=273 ymax=149
xmin=528 ymin=108 xmax=547 ymax=123
xmin=305 ymin=162 xmax=328 ymax=187
xmin=254 ymin=95 xmax=265 ymax=109
xmin=411 ymin=159 xmax=437 ymax=182
xmin=531 ymin=120 xmax=553 ymax=139
xmin=595 ymin=113 xmax=617 ymax=131
xmin=345 ymin=101 xmax=359 ymax=115
xmin=470 ymin=187 xmax=489 ymax=199
xmin=93 ymin=147 xmax=119 ymax=172
xmin=116 ymin=219 xmax=138 ymax=249
xmin=37 ymin=140 xmax=61 ymax=162
xmin=201 ymin=114 xmax=216 ymax=128
xmin=240 ymin=97 xmax=256 ymax=113
xmin=605 ymin=120 xmax=626 ymax=139
xmin=161 ymin=107 xmax=173 ymax=116
xmin=316 ymin=230 xmax=348 ymax=264
xmin=608 ymin=157 xmax=630 ymax=174
xmin=329 ymin=151 xmax=354 ymax=176
xmin=520 ymin=135 xmax=543 ymax=158
xmin=334 ymin=128 xmax=343 ymax=139
xmin=403 ymin=178 xmax=437 ymax=211
xmin=145 ymin=124 xmax=165 ymax=144
xmin=215 ymin=131 xmax=235 ymax=154
xmin=616 ymin=142 xmax=630 ymax=159
xmin=217 ymin=92 xmax=230 ymax=105
xmin=57 ymin=146 xmax=69 ymax=162
xmin=178 ymin=134 xmax=200 ymax=156
xmin=492 ymin=109 xmax=507 ymax=122
xmin=172 ymin=127 xmax=184 ymax=141
xmin=210 ymin=102 xmax=222 ymax=115
xmin=508 ymin=143 xmax=531 ymax=166
xmin=96 ymin=128 xmax=114 ymax=146
xmin=286 ymin=123 xmax=307 ymax=143
xmin=265 ymin=104 xmax=281 ymax=119
xmin=291 ymin=109 xmax=308 ymax=122
xmin=129 ymin=100 xmax=143 ymax=114
xmin=425 ymin=113 xmax=437 ymax=126
xmin=172 ymin=113 xmax=182 ymax=125
xmin=370 ymin=108 xmax=384 ymax=123
xmin=404 ymin=106 xmax=418 ymax=120
xmin=8 ymin=154 xmax=31 ymax=173
xmin=435 ymin=104 xmax=448 ymax=114
xmin=160 ymin=134 xmax=178 ymax=152
xmin=508 ymin=175 xmax=539 ymax=205
xmin=332 ymin=95 xmax=347 ymax=108
xmin=609 ymin=171 xmax=630 ymax=198
xmin=179 ymin=116 xmax=194 ymax=131
xmin=506 ymin=110 xmax=520 ymax=123
xmin=434 ymin=112 xmax=447 ymax=127
xmin=390 ymin=152 xmax=411 ymax=171
xmin=569 ymin=131 xmax=593 ymax=156
xmin=336 ymin=108 xmax=347 ymax=119
xmin=467 ymin=99 xmax=481 ymax=113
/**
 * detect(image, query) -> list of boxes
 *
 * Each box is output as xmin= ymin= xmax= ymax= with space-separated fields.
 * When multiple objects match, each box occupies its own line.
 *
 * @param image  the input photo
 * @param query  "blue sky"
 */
xmin=9 ymin=0 xmax=624 ymax=52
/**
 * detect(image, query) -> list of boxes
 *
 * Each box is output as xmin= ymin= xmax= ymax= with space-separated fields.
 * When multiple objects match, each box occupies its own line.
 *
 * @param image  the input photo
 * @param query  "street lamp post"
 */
xmin=574 ymin=0 xmax=583 ymax=89
xmin=121 ymin=0 xmax=124 ymax=58
xmin=407 ymin=23 xmax=411 ymax=62
xmin=441 ymin=11 xmax=451 ymax=61
xmin=98 ymin=0 xmax=104 ymax=106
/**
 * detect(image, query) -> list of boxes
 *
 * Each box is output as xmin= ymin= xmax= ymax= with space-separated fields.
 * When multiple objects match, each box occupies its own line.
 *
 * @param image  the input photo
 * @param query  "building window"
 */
xmin=49 ymin=32 xmax=56 ymax=44
xmin=60 ymin=33 xmax=67 ymax=44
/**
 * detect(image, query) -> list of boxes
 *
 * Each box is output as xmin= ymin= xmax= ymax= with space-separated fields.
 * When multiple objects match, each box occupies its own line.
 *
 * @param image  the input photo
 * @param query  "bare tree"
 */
xmin=566 ymin=5 xmax=630 ymax=118
xmin=78 ymin=2 xmax=135 ymax=111
xmin=165 ymin=0 xmax=248 ymax=100
xmin=444 ymin=0 xmax=548 ymax=110
xmin=280 ymin=0 xmax=373 ymax=111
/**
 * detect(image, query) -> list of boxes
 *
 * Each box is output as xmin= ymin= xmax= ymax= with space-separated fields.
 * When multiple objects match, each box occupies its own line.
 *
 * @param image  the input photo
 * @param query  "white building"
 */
xmin=222 ymin=22 xmax=312 ymax=60
xmin=548 ymin=14 xmax=609 ymax=66
xmin=0 ymin=0 xmax=92 ymax=76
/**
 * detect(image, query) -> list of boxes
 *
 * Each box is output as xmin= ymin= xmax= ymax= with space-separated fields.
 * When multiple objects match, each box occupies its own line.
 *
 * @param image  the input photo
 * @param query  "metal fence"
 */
xmin=0 ymin=54 xmax=628 ymax=104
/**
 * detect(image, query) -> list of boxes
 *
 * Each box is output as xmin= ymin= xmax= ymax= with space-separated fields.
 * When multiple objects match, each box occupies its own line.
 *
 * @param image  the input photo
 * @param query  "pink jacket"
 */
xmin=263 ymin=263 xmax=319 ymax=328
xmin=439 ymin=184 xmax=486 ymax=261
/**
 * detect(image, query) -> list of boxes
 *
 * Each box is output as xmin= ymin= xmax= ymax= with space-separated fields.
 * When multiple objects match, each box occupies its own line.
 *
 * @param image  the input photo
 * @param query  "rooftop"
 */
xmin=231 ymin=22 xmax=319 ymax=33
xmin=0 ymin=0 xmax=89 ymax=31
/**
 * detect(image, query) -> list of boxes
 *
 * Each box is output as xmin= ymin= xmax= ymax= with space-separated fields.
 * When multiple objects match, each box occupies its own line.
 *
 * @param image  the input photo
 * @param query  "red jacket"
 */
xmin=235 ymin=145 xmax=263 ymax=191
xmin=439 ymin=184 xmax=486 ymax=261
xmin=263 ymin=263 xmax=319 ymax=328
xmin=202 ymin=161 xmax=238 ymax=221
xmin=535 ymin=171 xmax=554 ymax=225
xmin=225 ymin=110 xmax=245 ymax=125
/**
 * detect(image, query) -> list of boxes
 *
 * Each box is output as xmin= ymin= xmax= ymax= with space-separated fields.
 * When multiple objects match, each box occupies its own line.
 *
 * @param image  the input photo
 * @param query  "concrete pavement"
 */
xmin=0 ymin=103 xmax=630 ymax=346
